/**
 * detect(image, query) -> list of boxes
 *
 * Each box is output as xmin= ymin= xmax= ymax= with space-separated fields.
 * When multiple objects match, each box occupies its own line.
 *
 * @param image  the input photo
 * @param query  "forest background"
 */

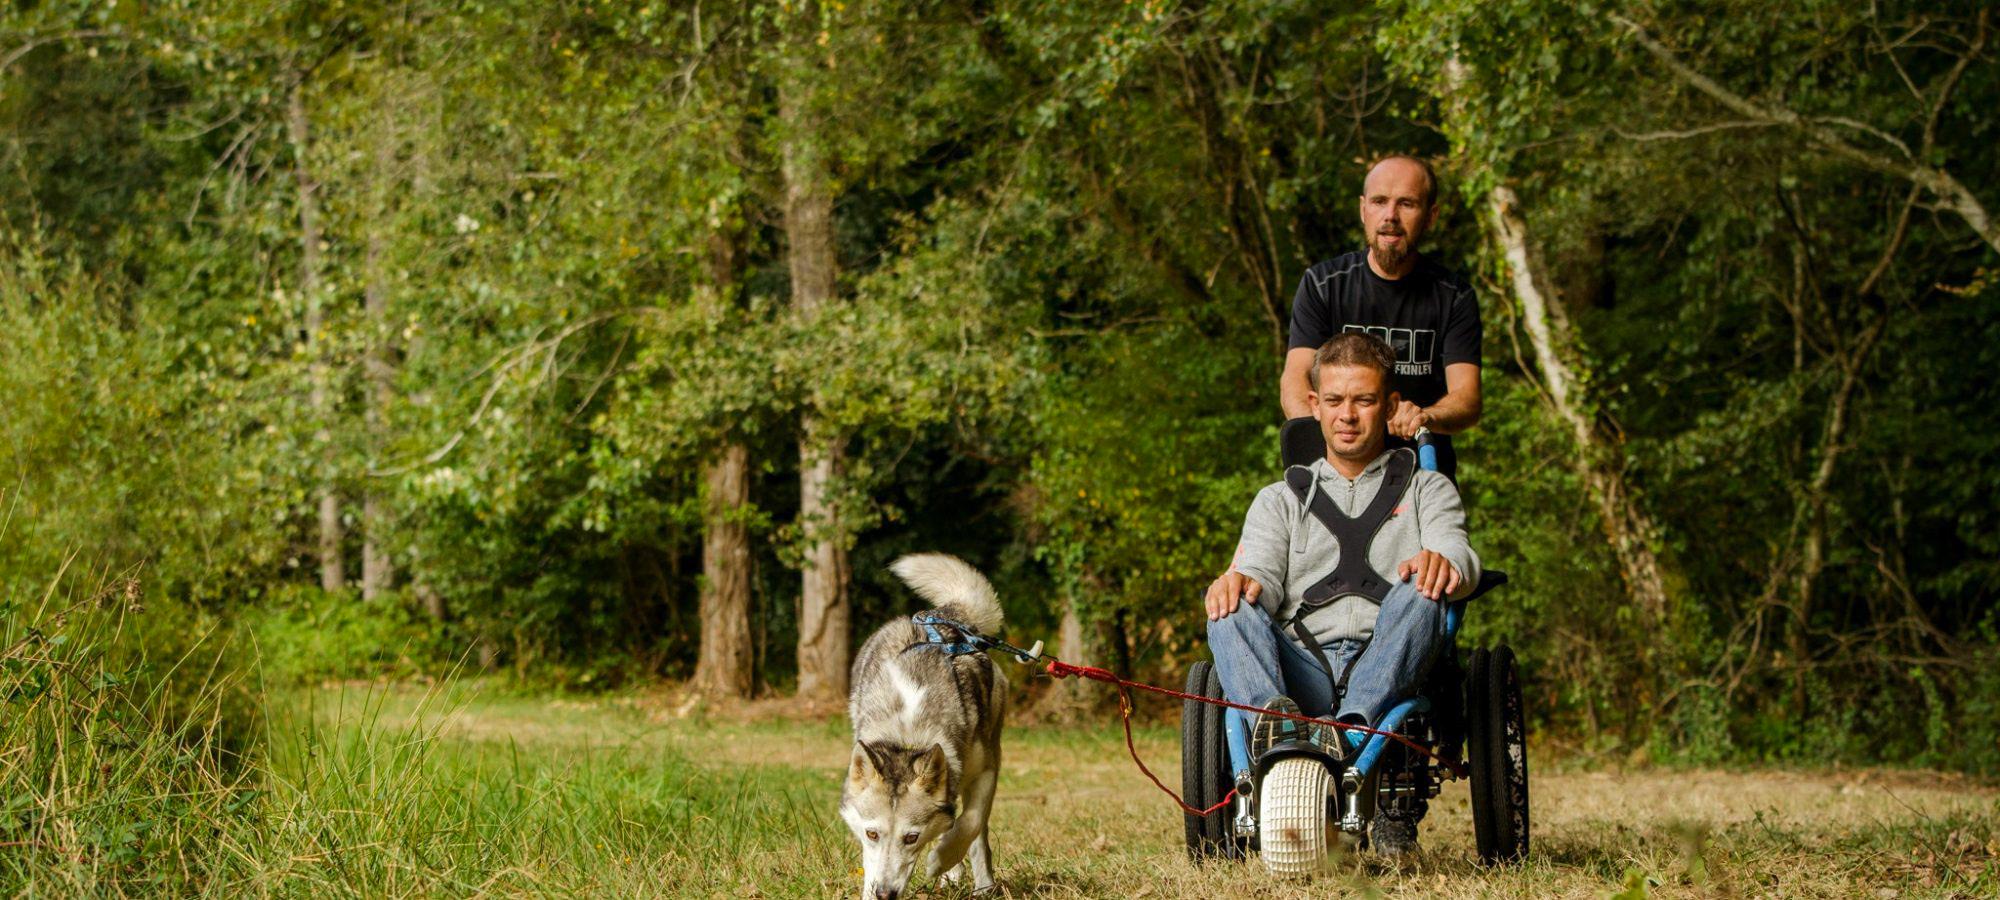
xmin=4 ymin=0 xmax=1997 ymax=779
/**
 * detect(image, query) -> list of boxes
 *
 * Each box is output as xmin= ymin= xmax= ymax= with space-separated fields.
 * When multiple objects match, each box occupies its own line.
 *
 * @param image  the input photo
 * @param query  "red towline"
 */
xmin=1041 ymin=657 xmax=1467 ymax=818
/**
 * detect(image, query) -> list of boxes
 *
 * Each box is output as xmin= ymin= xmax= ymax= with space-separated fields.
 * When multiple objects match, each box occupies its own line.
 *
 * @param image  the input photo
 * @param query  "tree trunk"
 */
xmin=416 ymin=581 xmax=446 ymax=621
xmin=694 ymin=441 xmax=755 ymax=698
xmin=794 ymin=428 xmax=851 ymax=702
xmin=361 ymin=131 xmax=395 ymax=602
xmin=1032 ymin=596 xmax=1104 ymax=721
xmin=693 ymin=213 xmax=756 ymax=698
xmin=779 ymin=30 xmax=851 ymax=705
xmin=289 ymin=77 xmax=345 ymax=593
xmin=1167 ymin=40 xmax=1287 ymax=354
xmin=1100 ymin=607 xmax=1134 ymax=678
xmin=1488 ymin=185 xmax=1675 ymax=627
xmin=1058 ymin=596 xmax=1087 ymax=668
xmin=1557 ymin=228 xmax=1610 ymax=314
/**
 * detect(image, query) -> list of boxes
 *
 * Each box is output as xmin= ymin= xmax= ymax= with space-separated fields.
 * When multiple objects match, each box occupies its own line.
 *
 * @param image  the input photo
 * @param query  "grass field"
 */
xmin=253 ymin=681 xmax=1999 ymax=899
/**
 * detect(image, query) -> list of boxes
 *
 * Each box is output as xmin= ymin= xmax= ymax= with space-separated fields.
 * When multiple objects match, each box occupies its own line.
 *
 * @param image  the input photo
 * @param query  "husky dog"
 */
xmin=842 ymin=553 xmax=1007 ymax=900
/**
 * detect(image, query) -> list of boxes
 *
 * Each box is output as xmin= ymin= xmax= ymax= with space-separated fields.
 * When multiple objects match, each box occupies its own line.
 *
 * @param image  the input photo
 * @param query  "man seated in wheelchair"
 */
xmin=1202 ymin=331 xmax=1481 ymax=855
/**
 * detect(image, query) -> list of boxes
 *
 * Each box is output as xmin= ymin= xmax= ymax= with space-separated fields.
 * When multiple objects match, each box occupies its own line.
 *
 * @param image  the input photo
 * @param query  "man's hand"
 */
xmin=1204 ymin=570 xmax=1263 ymax=621
xmin=1396 ymin=550 xmax=1461 ymax=601
xmin=1388 ymin=399 xmax=1430 ymax=439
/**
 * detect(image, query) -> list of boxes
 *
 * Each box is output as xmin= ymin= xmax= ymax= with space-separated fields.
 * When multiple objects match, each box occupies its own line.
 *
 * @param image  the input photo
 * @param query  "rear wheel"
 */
xmin=1258 ymin=756 xmax=1331 ymax=875
xmin=1180 ymin=662 xmax=1243 ymax=861
xmin=1180 ymin=663 xmax=1211 ymax=856
xmin=1467 ymin=646 xmax=1530 ymax=865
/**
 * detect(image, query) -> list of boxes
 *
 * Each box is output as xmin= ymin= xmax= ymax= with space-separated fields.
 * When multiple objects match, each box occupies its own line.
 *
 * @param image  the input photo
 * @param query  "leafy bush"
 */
xmin=243 ymin=585 xmax=449 ymax=686
xmin=1950 ymin=642 xmax=2000 ymax=776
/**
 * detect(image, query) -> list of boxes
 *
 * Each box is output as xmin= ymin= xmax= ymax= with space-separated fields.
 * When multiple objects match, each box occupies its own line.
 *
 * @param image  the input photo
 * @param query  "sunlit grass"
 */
xmin=229 ymin=684 xmax=853 ymax=896
xmin=287 ymin=684 xmax=1998 ymax=899
xmin=6 ymin=576 xmax=1995 ymax=898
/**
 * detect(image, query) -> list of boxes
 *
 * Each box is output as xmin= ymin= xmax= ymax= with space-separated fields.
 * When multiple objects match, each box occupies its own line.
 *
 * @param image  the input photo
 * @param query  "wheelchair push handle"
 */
xmin=1413 ymin=428 xmax=1439 ymax=473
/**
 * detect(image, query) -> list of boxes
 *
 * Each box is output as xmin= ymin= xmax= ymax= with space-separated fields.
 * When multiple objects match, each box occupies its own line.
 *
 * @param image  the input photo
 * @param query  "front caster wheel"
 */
xmin=1257 ymin=756 xmax=1330 ymax=875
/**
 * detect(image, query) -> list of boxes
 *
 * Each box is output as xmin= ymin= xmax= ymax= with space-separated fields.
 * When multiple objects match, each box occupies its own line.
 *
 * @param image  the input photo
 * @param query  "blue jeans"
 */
xmin=1207 ymin=580 xmax=1447 ymax=771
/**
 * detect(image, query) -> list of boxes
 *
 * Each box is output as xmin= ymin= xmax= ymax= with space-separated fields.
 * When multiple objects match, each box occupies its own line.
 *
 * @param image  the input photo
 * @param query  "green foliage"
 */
xmin=0 ymin=239 xmax=289 ymax=604
xmin=2 ymin=0 xmax=1995 ymax=772
xmin=244 ymin=585 xmax=446 ymax=685
xmin=1026 ymin=326 xmax=1270 ymax=637
xmin=1378 ymin=0 xmax=2000 ymax=765
xmin=1954 ymin=642 xmax=2000 ymax=777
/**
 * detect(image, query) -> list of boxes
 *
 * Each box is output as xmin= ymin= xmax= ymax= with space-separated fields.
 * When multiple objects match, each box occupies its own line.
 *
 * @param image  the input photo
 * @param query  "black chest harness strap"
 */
xmin=1282 ymin=452 xmax=1415 ymax=694
xmin=1286 ymin=452 xmax=1414 ymax=610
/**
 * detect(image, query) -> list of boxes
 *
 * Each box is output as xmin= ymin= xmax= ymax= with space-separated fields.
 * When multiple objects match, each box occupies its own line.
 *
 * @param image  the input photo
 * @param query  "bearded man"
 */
xmin=1278 ymin=155 xmax=1483 ymax=478
xmin=1214 ymin=155 xmax=1485 ymax=613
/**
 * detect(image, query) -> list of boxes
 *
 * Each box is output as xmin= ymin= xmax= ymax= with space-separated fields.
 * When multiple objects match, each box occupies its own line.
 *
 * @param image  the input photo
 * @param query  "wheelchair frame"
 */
xmin=1180 ymin=426 xmax=1529 ymax=870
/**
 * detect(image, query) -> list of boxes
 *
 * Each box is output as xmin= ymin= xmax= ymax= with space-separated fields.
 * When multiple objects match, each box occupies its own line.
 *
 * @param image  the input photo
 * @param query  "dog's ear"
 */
xmin=849 ymin=742 xmax=880 ymax=782
xmin=912 ymin=744 xmax=948 ymax=794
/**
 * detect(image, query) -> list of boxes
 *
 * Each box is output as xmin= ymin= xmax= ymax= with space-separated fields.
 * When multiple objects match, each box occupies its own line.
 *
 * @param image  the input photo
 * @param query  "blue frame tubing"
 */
xmin=1226 ymin=708 xmax=1252 ymax=774
xmin=1349 ymin=696 xmax=1432 ymax=778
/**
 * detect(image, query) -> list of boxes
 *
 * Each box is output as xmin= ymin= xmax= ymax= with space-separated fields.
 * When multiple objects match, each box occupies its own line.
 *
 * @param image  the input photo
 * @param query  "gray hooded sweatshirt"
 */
xmin=1231 ymin=447 xmax=1481 ymax=645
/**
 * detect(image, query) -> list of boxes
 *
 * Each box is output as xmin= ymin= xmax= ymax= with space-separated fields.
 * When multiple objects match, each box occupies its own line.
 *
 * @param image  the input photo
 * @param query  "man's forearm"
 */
xmin=1279 ymin=347 xmax=1316 ymax=419
xmin=1415 ymin=475 xmax=1482 ymax=600
xmin=1232 ymin=488 xmax=1292 ymax=600
xmin=1422 ymin=363 xmax=1482 ymax=435
xmin=1281 ymin=383 xmax=1312 ymax=420
xmin=1421 ymin=390 xmax=1481 ymax=434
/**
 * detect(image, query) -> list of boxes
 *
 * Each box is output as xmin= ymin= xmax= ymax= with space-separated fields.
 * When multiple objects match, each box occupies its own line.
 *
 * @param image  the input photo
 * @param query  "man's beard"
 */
xmin=1368 ymin=229 xmax=1419 ymax=268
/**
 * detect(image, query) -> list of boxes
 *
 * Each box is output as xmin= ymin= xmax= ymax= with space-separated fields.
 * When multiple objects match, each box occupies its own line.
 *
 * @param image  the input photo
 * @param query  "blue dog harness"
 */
xmin=906 ymin=611 xmax=986 ymax=656
xmin=901 ymin=611 xmax=1045 ymax=664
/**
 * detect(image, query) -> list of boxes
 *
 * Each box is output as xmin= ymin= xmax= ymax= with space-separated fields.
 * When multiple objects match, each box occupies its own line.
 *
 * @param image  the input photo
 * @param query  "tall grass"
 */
xmin=2 ymin=551 xmax=848 ymax=896
xmin=0 ymin=554 xmax=259 ymax=894
xmin=232 ymin=684 xmax=849 ymax=895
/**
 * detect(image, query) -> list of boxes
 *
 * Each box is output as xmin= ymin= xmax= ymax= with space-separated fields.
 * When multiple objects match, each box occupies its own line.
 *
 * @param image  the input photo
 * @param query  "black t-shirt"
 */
xmin=1287 ymin=250 xmax=1482 ymax=408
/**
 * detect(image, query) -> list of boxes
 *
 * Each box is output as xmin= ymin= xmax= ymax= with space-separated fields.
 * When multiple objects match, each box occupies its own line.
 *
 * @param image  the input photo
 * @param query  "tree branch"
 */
xmin=1866 ymin=0 xmax=1928 ymax=103
xmin=371 ymin=307 xmax=668 ymax=477
xmin=1611 ymin=120 xmax=1776 ymax=142
xmin=1808 ymin=115 xmax=1913 ymax=160
xmin=1858 ymin=185 xmax=1921 ymax=299
xmin=1 ymin=29 xmax=113 ymax=71
xmin=1612 ymin=13 xmax=2000 ymax=255
xmin=1920 ymin=8 xmax=1987 ymax=154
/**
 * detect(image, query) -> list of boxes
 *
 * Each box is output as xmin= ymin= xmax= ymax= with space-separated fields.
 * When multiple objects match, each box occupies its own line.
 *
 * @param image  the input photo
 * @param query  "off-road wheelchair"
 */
xmin=1179 ymin=425 xmax=1528 ymax=872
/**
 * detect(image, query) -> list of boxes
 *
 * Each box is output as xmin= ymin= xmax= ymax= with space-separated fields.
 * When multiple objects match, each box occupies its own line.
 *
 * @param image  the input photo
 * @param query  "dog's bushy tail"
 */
xmin=889 ymin=553 xmax=1004 ymax=634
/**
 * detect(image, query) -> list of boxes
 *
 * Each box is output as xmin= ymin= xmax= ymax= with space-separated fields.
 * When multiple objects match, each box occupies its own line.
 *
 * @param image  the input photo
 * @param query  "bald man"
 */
xmin=1211 ymin=155 xmax=1483 ymax=617
xmin=1281 ymin=155 xmax=1483 ymax=476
